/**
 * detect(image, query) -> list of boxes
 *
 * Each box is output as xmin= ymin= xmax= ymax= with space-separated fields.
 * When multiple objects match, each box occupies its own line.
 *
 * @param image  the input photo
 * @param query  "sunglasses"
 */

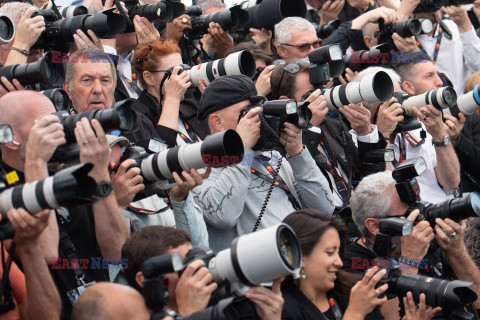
xmin=280 ymin=39 xmax=322 ymax=52
xmin=277 ymin=58 xmax=310 ymax=88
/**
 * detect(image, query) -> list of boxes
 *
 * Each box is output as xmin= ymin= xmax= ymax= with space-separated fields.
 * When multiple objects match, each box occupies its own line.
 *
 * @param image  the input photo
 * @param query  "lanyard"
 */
xmin=318 ymin=294 xmax=343 ymax=320
xmin=416 ymin=24 xmax=443 ymax=65
xmin=315 ymin=129 xmax=354 ymax=206
xmin=316 ymin=142 xmax=350 ymax=204
xmin=392 ymin=132 xmax=425 ymax=167
xmin=119 ymin=72 xmax=143 ymax=96
xmin=57 ymin=208 xmax=88 ymax=287
xmin=250 ymin=159 xmax=301 ymax=210
xmin=178 ymin=122 xmax=201 ymax=144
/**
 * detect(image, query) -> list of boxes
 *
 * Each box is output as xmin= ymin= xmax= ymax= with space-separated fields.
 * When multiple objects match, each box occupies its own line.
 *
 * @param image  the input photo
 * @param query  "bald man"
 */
xmin=0 ymin=90 xmax=128 ymax=317
xmin=72 ymin=282 xmax=151 ymax=320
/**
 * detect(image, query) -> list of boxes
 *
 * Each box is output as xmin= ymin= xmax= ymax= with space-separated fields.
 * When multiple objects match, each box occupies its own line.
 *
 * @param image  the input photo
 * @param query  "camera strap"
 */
xmin=119 ymin=73 xmax=143 ymax=97
xmin=250 ymin=163 xmax=301 ymax=211
xmin=56 ymin=209 xmax=90 ymax=289
xmin=178 ymin=122 xmax=201 ymax=144
xmin=316 ymin=137 xmax=351 ymax=206
xmin=318 ymin=294 xmax=343 ymax=320
xmin=416 ymin=23 xmax=443 ymax=65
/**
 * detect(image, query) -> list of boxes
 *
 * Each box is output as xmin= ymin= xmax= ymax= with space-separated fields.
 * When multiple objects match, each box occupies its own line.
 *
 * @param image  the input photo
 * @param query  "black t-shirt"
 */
xmin=343 ymin=241 xmax=379 ymax=274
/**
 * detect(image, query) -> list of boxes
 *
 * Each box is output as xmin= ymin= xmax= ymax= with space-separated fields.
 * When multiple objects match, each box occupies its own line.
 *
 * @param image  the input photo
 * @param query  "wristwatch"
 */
xmin=432 ymin=135 xmax=450 ymax=147
xmin=95 ymin=181 xmax=113 ymax=197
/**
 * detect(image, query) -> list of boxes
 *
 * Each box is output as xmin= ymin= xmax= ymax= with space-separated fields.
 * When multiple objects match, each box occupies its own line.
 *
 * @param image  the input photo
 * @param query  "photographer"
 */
xmin=71 ymin=282 xmax=150 ymax=320
xmin=0 ymin=208 xmax=61 ymax=320
xmin=0 ymin=3 xmax=45 ymax=66
xmin=269 ymin=61 xmax=387 ymax=209
xmin=274 ymin=17 xmax=320 ymax=61
xmin=354 ymin=66 xmax=461 ymax=203
xmin=346 ymin=171 xmax=480 ymax=314
xmin=323 ymin=6 xmax=397 ymax=53
xmin=122 ymin=225 xmax=284 ymax=319
xmin=453 ymin=72 xmax=480 ymax=192
xmin=127 ymin=41 xmax=209 ymax=146
xmin=122 ymin=226 xmax=213 ymax=315
xmin=0 ymin=90 xmax=128 ymax=318
xmin=282 ymin=209 xmax=391 ymax=320
xmin=193 ymin=74 xmax=334 ymax=252
xmin=107 ymin=135 xmax=209 ymax=247
xmin=63 ymin=48 xmax=117 ymax=114
xmin=398 ymin=0 xmax=480 ymax=93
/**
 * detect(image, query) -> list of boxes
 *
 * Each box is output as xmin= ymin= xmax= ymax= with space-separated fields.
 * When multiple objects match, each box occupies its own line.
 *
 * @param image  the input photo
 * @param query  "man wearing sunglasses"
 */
xmin=274 ymin=17 xmax=321 ymax=61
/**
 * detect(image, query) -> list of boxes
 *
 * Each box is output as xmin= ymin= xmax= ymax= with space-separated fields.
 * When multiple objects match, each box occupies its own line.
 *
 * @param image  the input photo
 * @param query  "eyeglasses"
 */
xmin=280 ymin=39 xmax=322 ymax=52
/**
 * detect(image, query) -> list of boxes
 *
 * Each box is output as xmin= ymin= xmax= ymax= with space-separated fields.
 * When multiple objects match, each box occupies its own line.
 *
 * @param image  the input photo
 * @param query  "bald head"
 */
xmin=72 ymin=282 xmax=150 ymax=320
xmin=0 ymin=91 xmax=55 ymax=134
xmin=0 ymin=91 xmax=56 ymax=167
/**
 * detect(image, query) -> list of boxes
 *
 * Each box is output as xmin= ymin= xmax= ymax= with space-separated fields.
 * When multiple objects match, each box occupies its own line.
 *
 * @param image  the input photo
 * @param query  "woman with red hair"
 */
xmin=126 ymin=41 xmax=209 ymax=146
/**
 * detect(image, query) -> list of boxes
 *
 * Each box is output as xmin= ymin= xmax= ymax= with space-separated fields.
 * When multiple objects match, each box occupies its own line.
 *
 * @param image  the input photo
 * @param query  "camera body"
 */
xmin=239 ymin=98 xmax=311 ymax=151
xmin=142 ymin=224 xmax=302 ymax=319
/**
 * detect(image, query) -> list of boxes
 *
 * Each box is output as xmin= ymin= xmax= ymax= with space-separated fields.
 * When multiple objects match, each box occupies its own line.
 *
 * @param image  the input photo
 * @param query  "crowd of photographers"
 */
xmin=1 ymin=0 xmax=480 ymax=319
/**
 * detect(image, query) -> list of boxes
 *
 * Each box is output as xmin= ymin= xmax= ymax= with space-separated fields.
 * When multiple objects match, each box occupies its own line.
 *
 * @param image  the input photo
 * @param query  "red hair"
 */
xmin=133 ymin=41 xmax=181 ymax=88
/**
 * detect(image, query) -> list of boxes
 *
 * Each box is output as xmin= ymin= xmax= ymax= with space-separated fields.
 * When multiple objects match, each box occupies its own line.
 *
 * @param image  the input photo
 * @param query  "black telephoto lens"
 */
xmin=388 ymin=273 xmax=477 ymax=315
xmin=56 ymin=100 xmax=137 ymax=141
xmin=423 ymin=192 xmax=480 ymax=223
xmin=41 ymin=88 xmax=71 ymax=111
xmin=393 ymin=19 xmax=422 ymax=38
xmin=0 ymin=52 xmax=65 ymax=87
xmin=246 ymin=0 xmax=306 ymax=30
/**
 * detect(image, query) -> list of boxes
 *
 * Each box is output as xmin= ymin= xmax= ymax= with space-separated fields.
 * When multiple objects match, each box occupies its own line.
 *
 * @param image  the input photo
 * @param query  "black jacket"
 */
xmin=124 ymin=89 xmax=209 ymax=147
xmin=303 ymin=118 xmax=388 ymax=198
xmin=454 ymin=112 xmax=480 ymax=192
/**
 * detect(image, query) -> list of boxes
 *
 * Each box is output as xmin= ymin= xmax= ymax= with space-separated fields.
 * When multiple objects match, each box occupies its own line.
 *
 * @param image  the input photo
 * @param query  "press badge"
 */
xmin=67 ymin=281 xmax=96 ymax=305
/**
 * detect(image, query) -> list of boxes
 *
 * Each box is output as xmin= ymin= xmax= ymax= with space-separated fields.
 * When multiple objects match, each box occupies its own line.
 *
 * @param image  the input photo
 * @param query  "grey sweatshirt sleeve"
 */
xmin=287 ymin=147 xmax=335 ymax=214
xmin=191 ymin=148 xmax=255 ymax=230
xmin=172 ymin=195 xmax=209 ymax=247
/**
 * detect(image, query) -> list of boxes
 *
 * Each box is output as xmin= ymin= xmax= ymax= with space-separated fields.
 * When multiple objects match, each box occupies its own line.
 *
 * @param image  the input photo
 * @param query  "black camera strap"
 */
xmin=315 ymin=134 xmax=351 ymax=206
xmin=119 ymin=73 xmax=143 ymax=97
xmin=178 ymin=122 xmax=201 ymax=144
xmin=318 ymin=293 xmax=343 ymax=320
xmin=56 ymin=208 xmax=89 ymax=288
xmin=250 ymin=161 xmax=301 ymax=212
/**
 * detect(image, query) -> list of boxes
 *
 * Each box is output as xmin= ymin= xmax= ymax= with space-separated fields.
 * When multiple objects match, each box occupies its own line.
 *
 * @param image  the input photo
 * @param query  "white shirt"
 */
xmin=416 ymin=20 xmax=480 ymax=94
xmin=390 ymin=128 xmax=447 ymax=204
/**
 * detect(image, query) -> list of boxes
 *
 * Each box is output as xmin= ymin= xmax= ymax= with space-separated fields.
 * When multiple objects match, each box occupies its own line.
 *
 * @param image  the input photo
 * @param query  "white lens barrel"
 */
xmin=401 ymin=94 xmax=428 ymax=117
xmin=141 ymin=151 xmax=170 ymax=181
xmin=0 ymin=176 xmax=59 ymax=214
xmin=0 ymin=188 xmax=14 ymax=214
xmin=358 ymin=73 xmax=382 ymax=103
xmin=188 ymin=51 xmax=254 ymax=86
xmin=209 ymin=249 xmax=241 ymax=284
xmin=457 ymin=91 xmax=480 ymax=115
xmin=42 ymin=176 xmax=59 ymax=209
xmin=233 ymin=224 xmax=301 ymax=285
xmin=177 ymin=143 xmax=203 ymax=172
